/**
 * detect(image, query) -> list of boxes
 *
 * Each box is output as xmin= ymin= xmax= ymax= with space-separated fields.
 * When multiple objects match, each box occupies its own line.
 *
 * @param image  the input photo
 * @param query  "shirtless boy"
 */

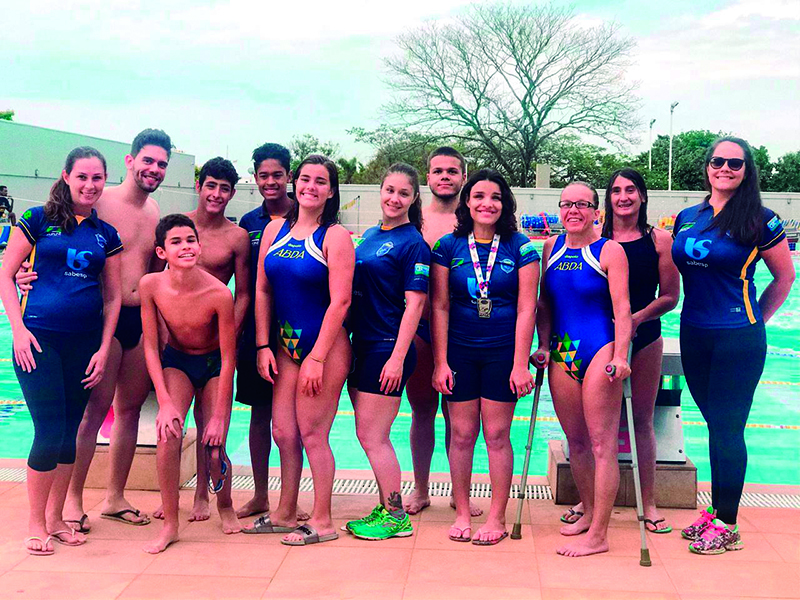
xmin=17 ymin=129 xmax=171 ymax=530
xmin=404 ymin=147 xmax=481 ymax=517
xmin=178 ymin=157 xmax=250 ymax=523
xmin=140 ymin=214 xmax=239 ymax=554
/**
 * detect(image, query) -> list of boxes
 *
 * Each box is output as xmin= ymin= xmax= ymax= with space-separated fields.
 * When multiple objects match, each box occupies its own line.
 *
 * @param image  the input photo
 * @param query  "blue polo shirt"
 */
xmin=431 ymin=232 xmax=540 ymax=348
xmin=351 ymin=223 xmax=431 ymax=348
xmin=17 ymin=206 xmax=123 ymax=333
xmin=672 ymin=201 xmax=785 ymax=328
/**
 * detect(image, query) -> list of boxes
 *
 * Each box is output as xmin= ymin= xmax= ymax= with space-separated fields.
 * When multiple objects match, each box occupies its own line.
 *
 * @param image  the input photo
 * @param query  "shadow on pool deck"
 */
xmin=0 ymin=460 xmax=798 ymax=600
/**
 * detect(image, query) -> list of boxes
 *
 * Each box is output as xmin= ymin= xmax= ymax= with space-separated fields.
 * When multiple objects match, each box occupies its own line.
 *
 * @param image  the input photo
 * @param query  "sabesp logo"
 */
xmin=66 ymin=248 xmax=92 ymax=271
xmin=684 ymin=237 xmax=711 ymax=260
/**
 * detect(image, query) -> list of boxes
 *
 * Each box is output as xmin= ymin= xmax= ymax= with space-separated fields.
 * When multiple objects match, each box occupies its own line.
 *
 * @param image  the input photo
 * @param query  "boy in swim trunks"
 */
xmin=140 ymin=214 xmax=239 ymax=554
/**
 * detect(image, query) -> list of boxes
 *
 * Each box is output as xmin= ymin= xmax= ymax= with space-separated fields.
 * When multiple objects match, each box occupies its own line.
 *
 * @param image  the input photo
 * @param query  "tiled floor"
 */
xmin=0 ymin=481 xmax=798 ymax=600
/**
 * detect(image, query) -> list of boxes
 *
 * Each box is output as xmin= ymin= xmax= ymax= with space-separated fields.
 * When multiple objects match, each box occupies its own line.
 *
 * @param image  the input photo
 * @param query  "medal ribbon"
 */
xmin=468 ymin=233 xmax=500 ymax=299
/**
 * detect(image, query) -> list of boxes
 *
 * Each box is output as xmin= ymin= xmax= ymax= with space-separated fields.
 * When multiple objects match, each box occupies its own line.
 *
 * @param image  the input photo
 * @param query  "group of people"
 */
xmin=0 ymin=130 xmax=793 ymax=560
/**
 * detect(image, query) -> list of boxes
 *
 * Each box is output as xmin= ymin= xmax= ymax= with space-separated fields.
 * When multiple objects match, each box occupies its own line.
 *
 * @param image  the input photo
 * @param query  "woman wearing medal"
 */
xmin=431 ymin=169 xmax=540 ymax=545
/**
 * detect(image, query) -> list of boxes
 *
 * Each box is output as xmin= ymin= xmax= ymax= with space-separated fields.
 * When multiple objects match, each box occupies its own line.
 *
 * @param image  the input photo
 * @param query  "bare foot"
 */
xmin=143 ymin=527 xmax=179 ymax=554
xmin=189 ymin=497 xmax=211 ymax=522
xmin=153 ymin=505 xmax=164 ymax=520
xmin=297 ymin=507 xmax=310 ymax=521
xmin=450 ymin=496 xmax=483 ymax=517
xmin=236 ymin=497 xmax=269 ymax=519
xmin=557 ymin=535 xmax=609 ymax=557
xmin=218 ymin=506 xmax=242 ymax=534
xmin=560 ymin=513 xmax=592 ymax=536
xmin=404 ymin=492 xmax=431 ymax=515
xmin=281 ymin=520 xmax=335 ymax=543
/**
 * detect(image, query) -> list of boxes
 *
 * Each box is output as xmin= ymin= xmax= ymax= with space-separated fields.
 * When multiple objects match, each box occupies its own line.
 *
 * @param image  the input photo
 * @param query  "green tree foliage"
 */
xmin=336 ymin=156 xmax=363 ymax=184
xmin=0 ymin=110 xmax=13 ymax=121
xmin=289 ymin=134 xmax=341 ymax=173
xmin=383 ymin=2 xmax=640 ymax=186
xmin=771 ymin=152 xmax=800 ymax=192
xmin=348 ymin=126 xmax=462 ymax=184
xmin=541 ymin=135 xmax=627 ymax=189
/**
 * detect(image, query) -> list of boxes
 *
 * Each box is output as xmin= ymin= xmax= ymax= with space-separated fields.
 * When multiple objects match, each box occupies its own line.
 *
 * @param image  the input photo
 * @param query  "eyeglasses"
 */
xmin=709 ymin=156 xmax=745 ymax=171
xmin=558 ymin=200 xmax=597 ymax=210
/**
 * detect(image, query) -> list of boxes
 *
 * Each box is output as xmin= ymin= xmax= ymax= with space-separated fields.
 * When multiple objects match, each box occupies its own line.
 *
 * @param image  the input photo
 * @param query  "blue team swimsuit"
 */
xmin=263 ymin=220 xmax=331 ymax=364
xmin=544 ymin=235 xmax=614 ymax=382
xmin=350 ymin=223 xmax=431 ymax=396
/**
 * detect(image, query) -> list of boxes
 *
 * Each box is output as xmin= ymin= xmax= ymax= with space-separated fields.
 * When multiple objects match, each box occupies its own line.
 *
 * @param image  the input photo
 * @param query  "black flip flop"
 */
xmin=64 ymin=513 xmax=90 ymax=534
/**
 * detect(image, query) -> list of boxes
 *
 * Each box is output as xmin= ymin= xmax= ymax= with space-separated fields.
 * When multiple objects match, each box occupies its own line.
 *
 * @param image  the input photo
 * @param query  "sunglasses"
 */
xmin=558 ymin=200 xmax=597 ymax=210
xmin=709 ymin=156 xmax=745 ymax=171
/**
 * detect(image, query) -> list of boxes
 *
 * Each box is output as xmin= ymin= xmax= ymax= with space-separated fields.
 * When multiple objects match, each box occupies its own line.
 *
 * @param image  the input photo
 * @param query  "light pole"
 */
xmin=668 ymin=102 xmax=679 ymax=191
xmin=648 ymin=118 xmax=656 ymax=171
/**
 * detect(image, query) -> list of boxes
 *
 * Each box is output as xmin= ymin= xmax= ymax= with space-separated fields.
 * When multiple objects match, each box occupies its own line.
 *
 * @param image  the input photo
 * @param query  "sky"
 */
xmin=2 ymin=0 xmax=798 ymax=176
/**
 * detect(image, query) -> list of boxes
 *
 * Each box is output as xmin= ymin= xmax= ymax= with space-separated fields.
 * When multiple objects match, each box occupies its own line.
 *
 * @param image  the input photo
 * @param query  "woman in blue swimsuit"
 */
xmin=248 ymin=155 xmax=354 ymax=546
xmin=535 ymin=182 xmax=631 ymax=557
xmin=562 ymin=169 xmax=680 ymax=534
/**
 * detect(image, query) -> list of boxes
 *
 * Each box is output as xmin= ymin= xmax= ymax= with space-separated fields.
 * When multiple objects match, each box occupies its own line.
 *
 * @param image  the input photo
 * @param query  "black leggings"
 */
xmin=14 ymin=328 xmax=101 ymax=472
xmin=680 ymin=321 xmax=766 ymax=525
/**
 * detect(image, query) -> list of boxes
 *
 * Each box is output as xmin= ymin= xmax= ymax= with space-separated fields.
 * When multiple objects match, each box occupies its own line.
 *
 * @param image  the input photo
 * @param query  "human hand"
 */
xmin=299 ymin=357 xmax=323 ymax=397
xmin=12 ymin=327 xmax=42 ymax=372
xmin=432 ymin=363 xmax=454 ymax=396
xmin=256 ymin=347 xmax=278 ymax=383
xmin=379 ymin=355 xmax=404 ymax=394
xmin=82 ymin=347 xmax=109 ymax=388
xmin=15 ymin=260 xmax=37 ymax=294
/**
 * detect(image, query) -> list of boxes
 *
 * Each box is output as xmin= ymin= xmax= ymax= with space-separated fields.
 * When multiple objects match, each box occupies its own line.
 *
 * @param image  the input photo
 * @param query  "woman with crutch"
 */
xmin=560 ymin=169 xmax=680 ymax=534
xmin=673 ymin=137 xmax=794 ymax=555
xmin=534 ymin=181 xmax=631 ymax=557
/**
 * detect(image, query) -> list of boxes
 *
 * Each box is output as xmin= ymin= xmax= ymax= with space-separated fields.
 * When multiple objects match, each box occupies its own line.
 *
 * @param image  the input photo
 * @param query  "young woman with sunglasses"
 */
xmin=673 ymin=137 xmax=794 ymax=555
xmin=560 ymin=169 xmax=680 ymax=534
xmin=534 ymin=182 xmax=632 ymax=557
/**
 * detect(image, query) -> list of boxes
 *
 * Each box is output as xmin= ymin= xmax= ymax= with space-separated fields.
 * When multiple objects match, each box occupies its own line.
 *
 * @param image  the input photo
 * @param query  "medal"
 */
xmin=477 ymin=297 xmax=493 ymax=318
xmin=468 ymin=233 xmax=500 ymax=319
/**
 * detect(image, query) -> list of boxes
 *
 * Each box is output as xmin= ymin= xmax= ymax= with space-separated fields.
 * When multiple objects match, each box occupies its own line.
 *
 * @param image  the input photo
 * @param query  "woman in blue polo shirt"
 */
xmin=431 ymin=169 xmax=539 ymax=546
xmin=0 ymin=147 xmax=122 ymax=556
xmin=673 ymin=137 xmax=794 ymax=555
xmin=345 ymin=163 xmax=430 ymax=541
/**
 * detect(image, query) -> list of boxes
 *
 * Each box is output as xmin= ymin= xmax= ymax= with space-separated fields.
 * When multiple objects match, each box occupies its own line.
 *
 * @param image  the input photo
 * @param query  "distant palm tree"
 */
xmin=337 ymin=157 xmax=362 ymax=184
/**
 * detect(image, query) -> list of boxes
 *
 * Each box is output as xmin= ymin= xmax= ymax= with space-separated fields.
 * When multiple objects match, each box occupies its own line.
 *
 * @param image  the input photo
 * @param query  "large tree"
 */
xmin=289 ymin=134 xmax=340 ymax=173
xmin=771 ymin=152 xmax=800 ymax=192
xmin=383 ymin=2 xmax=640 ymax=186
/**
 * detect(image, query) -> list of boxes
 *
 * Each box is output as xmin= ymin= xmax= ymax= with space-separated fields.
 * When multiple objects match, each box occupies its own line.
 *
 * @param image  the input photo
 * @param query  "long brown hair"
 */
xmin=45 ymin=147 xmax=107 ymax=233
xmin=381 ymin=163 xmax=423 ymax=231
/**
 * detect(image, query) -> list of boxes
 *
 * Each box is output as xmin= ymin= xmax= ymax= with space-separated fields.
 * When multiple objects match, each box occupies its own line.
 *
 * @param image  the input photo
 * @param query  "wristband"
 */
xmin=308 ymin=354 xmax=326 ymax=364
xmin=256 ymin=344 xmax=270 ymax=351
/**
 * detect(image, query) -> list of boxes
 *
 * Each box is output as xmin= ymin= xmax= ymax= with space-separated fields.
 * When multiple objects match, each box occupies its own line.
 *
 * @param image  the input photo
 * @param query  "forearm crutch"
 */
xmin=607 ymin=345 xmax=651 ymax=567
xmin=511 ymin=354 xmax=547 ymax=540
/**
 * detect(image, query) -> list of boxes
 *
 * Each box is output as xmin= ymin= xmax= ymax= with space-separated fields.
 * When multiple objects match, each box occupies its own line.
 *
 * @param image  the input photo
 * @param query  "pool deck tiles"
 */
xmin=0 ymin=474 xmax=798 ymax=599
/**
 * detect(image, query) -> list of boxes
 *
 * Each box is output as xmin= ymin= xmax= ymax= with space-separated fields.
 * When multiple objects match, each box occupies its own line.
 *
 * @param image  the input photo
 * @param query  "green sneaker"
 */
xmin=349 ymin=509 xmax=413 ymax=540
xmin=344 ymin=505 xmax=384 ymax=533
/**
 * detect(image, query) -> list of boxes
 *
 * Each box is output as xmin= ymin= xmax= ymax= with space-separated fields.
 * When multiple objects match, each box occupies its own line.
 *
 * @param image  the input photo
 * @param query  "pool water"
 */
xmin=0 ymin=252 xmax=798 ymax=485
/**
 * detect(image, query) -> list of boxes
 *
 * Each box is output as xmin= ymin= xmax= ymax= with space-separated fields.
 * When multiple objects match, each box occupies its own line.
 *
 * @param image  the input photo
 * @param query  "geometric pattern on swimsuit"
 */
xmin=550 ymin=332 xmax=582 ymax=382
xmin=279 ymin=319 xmax=304 ymax=362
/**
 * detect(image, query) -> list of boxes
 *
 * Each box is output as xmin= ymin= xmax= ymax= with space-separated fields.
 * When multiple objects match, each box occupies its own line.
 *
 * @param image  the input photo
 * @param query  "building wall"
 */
xmin=0 ymin=120 xmax=195 ymax=215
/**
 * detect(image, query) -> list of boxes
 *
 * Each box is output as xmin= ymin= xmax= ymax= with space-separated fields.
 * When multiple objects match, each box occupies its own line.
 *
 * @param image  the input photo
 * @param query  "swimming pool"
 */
xmin=0 ymin=251 xmax=798 ymax=485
